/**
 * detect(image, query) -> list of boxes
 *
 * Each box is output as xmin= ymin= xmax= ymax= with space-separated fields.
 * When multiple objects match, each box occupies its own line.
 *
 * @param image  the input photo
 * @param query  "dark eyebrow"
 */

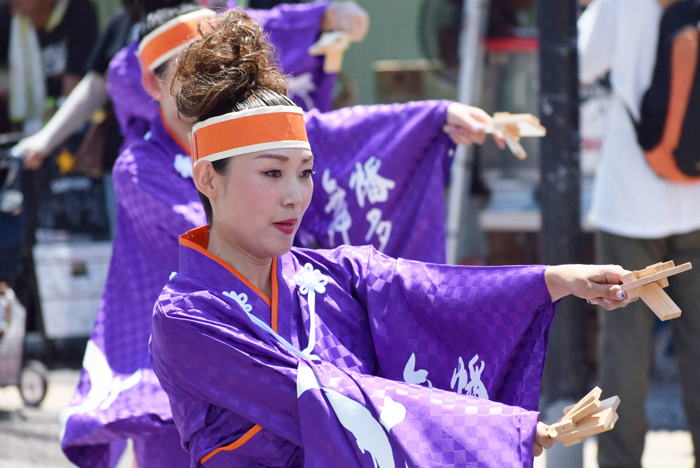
xmin=255 ymin=154 xmax=289 ymax=162
xmin=254 ymin=154 xmax=315 ymax=163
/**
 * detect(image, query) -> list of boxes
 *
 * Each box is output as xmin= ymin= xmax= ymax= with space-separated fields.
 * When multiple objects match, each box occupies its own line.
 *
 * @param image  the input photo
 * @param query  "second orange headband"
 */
xmin=138 ymin=9 xmax=216 ymax=72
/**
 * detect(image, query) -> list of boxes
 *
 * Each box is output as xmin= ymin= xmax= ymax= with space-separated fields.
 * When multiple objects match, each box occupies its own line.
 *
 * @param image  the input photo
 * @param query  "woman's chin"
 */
xmin=264 ymin=238 xmax=294 ymax=258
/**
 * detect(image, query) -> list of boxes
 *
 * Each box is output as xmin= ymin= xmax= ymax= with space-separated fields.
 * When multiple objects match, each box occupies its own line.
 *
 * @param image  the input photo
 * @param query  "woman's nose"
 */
xmin=282 ymin=176 xmax=304 ymax=207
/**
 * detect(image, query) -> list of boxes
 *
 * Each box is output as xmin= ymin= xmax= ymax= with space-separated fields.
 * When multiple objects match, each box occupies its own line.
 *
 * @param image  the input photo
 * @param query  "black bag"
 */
xmin=632 ymin=0 xmax=700 ymax=182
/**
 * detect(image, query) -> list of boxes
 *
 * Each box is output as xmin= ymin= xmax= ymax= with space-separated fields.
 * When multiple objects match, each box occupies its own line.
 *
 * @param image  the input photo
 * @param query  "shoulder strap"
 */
xmin=657 ymin=0 xmax=681 ymax=10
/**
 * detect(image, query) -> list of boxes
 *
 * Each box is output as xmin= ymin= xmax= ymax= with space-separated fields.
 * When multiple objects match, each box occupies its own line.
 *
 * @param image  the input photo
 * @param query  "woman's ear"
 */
xmin=141 ymin=69 xmax=163 ymax=101
xmin=193 ymin=161 xmax=218 ymax=198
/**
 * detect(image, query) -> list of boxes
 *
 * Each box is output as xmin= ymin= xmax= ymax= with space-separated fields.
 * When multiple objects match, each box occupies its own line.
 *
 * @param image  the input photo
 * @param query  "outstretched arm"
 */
xmin=545 ymin=264 xmax=635 ymax=309
xmin=18 ymin=72 xmax=109 ymax=169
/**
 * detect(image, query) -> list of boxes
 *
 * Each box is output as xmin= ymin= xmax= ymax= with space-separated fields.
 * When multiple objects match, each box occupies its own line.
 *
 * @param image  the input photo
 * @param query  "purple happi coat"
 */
xmin=106 ymin=2 xmax=333 ymax=150
xmin=301 ymin=101 xmax=455 ymax=263
xmin=60 ymin=112 xmax=202 ymax=467
xmin=242 ymin=1 xmax=337 ymax=112
xmin=151 ymin=225 xmax=556 ymax=467
xmin=61 ymin=101 xmax=455 ymax=467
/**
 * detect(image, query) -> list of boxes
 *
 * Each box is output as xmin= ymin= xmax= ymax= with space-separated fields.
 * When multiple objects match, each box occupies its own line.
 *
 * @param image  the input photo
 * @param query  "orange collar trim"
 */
xmin=182 ymin=225 xmax=277 ymax=464
xmin=159 ymin=108 xmax=190 ymax=155
xmin=179 ymin=226 xmax=278 ymax=311
xmin=200 ymin=425 xmax=263 ymax=464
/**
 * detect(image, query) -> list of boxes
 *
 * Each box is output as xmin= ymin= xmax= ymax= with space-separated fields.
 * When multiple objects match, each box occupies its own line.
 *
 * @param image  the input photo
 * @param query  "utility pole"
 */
xmin=538 ymin=1 xmax=588 ymax=465
xmin=446 ymin=0 xmax=489 ymax=265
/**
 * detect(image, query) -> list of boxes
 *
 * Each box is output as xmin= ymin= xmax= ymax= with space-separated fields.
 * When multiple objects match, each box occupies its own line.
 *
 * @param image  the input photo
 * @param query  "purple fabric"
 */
xmin=106 ymin=41 xmax=158 ymax=153
xmin=61 ymin=101 xmax=455 ymax=466
xmin=301 ymin=101 xmax=455 ymax=263
xmin=242 ymin=2 xmax=336 ymax=112
xmin=105 ymin=2 xmax=332 ymax=149
xmin=61 ymin=114 xmax=202 ymax=467
xmin=150 ymin=237 xmax=556 ymax=467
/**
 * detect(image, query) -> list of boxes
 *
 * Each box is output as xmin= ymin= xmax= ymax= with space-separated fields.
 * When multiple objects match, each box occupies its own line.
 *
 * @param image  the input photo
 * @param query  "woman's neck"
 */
xmin=161 ymin=109 xmax=192 ymax=154
xmin=207 ymin=226 xmax=273 ymax=299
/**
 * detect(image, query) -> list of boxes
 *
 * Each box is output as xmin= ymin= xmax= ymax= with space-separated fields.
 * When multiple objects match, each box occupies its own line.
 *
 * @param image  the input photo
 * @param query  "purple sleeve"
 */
xmin=151 ymin=285 xmax=543 ymax=467
xmin=304 ymin=100 xmax=454 ymax=183
xmin=150 ymin=292 xmax=304 ymax=466
xmin=297 ymin=101 xmax=456 ymax=262
xmin=245 ymin=2 xmax=329 ymax=32
xmin=243 ymin=2 xmax=335 ymax=111
xmin=321 ymin=245 xmax=556 ymax=412
xmin=106 ymin=41 xmax=159 ymax=150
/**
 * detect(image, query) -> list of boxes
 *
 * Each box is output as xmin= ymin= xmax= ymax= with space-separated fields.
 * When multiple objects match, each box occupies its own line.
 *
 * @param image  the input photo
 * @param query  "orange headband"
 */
xmin=191 ymin=106 xmax=311 ymax=166
xmin=138 ymin=9 xmax=216 ymax=72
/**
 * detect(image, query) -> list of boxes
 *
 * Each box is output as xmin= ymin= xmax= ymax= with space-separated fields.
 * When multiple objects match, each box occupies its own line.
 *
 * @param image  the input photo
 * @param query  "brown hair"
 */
xmin=172 ymin=8 xmax=297 ymax=225
xmin=173 ymin=8 xmax=292 ymax=122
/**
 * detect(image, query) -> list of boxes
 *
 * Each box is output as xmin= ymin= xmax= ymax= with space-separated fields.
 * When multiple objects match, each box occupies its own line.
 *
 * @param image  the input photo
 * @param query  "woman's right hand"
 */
xmin=22 ymin=149 xmax=47 ymax=170
xmin=444 ymin=102 xmax=506 ymax=149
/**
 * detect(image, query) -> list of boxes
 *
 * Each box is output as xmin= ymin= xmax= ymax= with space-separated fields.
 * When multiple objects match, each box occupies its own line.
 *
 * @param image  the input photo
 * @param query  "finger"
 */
xmin=444 ymin=124 xmax=486 ymax=145
xmin=493 ymin=132 xmax=506 ymax=149
xmin=588 ymin=295 xmax=639 ymax=310
xmin=597 ymin=283 xmax=628 ymax=302
xmin=465 ymin=106 xmax=492 ymax=124
xmin=348 ymin=15 xmax=369 ymax=41
xmin=357 ymin=16 xmax=369 ymax=40
xmin=583 ymin=273 xmax=629 ymax=302
xmin=340 ymin=16 xmax=359 ymax=39
xmin=540 ymin=435 xmax=554 ymax=450
xmin=450 ymin=133 xmax=480 ymax=146
xmin=348 ymin=18 xmax=362 ymax=40
xmin=461 ymin=112 xmax=487 ymax=133
xmin=589 ymin=265 xmax=628 ymax=285
xmin=533 ymin=442 xmax=543 ymax=457
xmin=535 ymin=421 xmax=554 ymax=449
xmin=443 ymin=125 xmax=471 ymax=145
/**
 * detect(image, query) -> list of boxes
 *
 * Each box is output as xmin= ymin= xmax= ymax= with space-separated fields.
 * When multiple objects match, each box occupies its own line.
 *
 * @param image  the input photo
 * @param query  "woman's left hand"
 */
xmin=544 ymin=264 xmax=638 ymax=310
xmin=444 ymin=102 xmax=506 ymax=148
xmin=533 ymin=421 xmax=554 ymax=457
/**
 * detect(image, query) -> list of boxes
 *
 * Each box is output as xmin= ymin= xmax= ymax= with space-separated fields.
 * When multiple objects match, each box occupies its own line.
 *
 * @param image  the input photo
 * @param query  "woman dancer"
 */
xmin=150 ymin=8 xmax=633 ymax=467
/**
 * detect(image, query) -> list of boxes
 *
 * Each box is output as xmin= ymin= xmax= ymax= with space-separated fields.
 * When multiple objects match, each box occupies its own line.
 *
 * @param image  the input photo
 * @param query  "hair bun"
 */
xmin=174 ymin=8 xmax=289 ymax=122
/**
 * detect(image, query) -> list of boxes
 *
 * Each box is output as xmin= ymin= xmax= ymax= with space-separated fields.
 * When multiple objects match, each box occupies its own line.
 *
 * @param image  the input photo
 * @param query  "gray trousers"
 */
xmin=595 ymin=229 xmax=700 ymax=468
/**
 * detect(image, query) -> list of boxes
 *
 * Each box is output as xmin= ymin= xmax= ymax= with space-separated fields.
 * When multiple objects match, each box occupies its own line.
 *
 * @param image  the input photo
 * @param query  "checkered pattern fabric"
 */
xmin=150 ymin=242 xmax=555 ymax=467
xmin=63 ymin=97 xmax=461 ymax=467
xmin=61 ymin=114 xmax=204 ymax=467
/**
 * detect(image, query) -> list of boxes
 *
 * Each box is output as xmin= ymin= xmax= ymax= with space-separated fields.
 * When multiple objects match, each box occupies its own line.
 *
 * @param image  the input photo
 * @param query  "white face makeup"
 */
xmin=203 ymin=147 xmax=315 ymax=261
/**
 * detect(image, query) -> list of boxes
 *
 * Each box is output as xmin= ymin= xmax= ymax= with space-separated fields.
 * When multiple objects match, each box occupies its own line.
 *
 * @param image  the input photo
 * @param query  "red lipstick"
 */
xmin=273 ymin=218 xmax=298 ymax=235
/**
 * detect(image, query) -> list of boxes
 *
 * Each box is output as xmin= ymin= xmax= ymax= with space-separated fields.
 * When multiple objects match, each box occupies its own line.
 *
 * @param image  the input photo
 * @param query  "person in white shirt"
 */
xmin=579 ymin=0 xmax=700 ymax=466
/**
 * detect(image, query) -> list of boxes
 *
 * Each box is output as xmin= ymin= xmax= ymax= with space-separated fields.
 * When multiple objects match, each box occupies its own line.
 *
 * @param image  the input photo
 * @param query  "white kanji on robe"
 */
xmin=349 ymin=156 xmax=396 ymax=208
xmin=322 ymin=169 xmax=352 ymax=247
